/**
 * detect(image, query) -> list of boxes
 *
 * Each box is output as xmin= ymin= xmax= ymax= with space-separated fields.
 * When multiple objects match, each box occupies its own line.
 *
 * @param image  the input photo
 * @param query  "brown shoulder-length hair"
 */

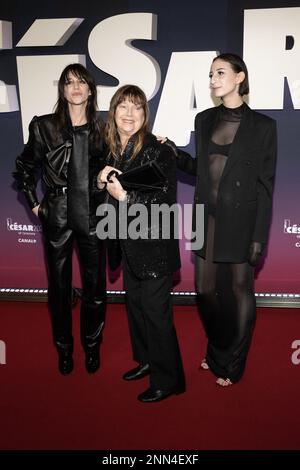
xmin=105 ymin=84 xmax=149 ymax=161
xmin=213 ymin=53 xmax=249 ymax=96
xmin=54 ymin=63 xmax=102 ymax=143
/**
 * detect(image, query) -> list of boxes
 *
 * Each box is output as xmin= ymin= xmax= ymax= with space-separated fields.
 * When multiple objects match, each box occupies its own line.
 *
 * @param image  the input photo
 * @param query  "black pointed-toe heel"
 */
xmin=123 ymin=363 xmax=150 ymax=381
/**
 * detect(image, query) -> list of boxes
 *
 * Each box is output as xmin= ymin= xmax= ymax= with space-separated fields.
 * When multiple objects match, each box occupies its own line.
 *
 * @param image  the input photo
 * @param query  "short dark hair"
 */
xmin=213 ymin=53 xmax=249 ymax=96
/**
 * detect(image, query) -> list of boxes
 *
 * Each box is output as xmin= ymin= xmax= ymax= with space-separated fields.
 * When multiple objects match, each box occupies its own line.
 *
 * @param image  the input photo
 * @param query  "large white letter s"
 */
xmin=88 ymin=13 xmax=160 ymax=109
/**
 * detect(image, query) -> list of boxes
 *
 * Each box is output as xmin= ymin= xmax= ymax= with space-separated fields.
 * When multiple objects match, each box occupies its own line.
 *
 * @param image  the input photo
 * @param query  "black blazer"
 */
xmin=107 ymin=133 xmax=181 ymax=280
xmin=177 ymin=104 xmax=277 ymax=263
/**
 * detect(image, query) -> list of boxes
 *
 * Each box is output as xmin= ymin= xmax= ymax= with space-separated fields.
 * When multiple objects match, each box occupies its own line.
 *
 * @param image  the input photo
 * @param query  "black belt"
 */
xmin=48 ymin=186 xmax=67 ymax=196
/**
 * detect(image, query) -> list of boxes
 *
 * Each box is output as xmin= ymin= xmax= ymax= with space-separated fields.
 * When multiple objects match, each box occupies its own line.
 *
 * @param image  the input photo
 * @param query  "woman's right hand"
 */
xmin=156 ymin=136 xmax=178 ymax=156
xmin=156 ymin=135 xmax=168 ymax=144
xmin=97 ymin=166 xmax=122 ymax=184
xmin=32 ymin=205 xmax=40 ymax=217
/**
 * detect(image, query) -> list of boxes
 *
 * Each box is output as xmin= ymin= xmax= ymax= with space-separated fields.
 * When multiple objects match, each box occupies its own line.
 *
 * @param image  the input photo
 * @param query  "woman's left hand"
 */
xmin=248 ymin=241 xmax=264 ymax=266
xmin=97 ymin=165 xmax=122 ymax=184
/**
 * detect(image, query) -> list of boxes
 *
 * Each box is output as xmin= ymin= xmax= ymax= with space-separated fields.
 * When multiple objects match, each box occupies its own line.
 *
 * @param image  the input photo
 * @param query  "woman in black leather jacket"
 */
xmin=13 ymin=64 xmax=106 ymax=375
xmin=97 ymin=85 xmax=185 ymax=402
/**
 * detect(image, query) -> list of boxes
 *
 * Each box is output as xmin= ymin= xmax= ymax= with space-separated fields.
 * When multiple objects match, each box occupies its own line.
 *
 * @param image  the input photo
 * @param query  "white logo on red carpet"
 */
xmin=291 ymin=340 xmax=300 ymax=365
xmin=0 ymin=340 xmax=6 ymax=365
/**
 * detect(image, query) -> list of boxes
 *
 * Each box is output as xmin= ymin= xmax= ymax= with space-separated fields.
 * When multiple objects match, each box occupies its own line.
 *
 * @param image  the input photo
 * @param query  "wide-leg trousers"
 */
xmin=123 ymin=256 xmax=185 ymax=391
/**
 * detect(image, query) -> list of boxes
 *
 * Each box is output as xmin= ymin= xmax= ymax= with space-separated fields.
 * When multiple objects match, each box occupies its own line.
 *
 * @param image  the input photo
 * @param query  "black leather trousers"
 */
xmin=40 ymin=194 xmax=106 ymax=353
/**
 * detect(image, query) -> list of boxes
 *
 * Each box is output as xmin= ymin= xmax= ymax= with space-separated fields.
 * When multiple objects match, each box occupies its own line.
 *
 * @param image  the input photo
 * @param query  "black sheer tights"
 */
xmin=195 ymin=216 xmax=256 ymax=382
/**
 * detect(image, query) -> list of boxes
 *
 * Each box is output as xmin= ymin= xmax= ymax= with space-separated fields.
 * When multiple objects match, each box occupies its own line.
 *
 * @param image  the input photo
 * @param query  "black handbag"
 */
xmin=107 ymin=161 xmax=166 ymax=191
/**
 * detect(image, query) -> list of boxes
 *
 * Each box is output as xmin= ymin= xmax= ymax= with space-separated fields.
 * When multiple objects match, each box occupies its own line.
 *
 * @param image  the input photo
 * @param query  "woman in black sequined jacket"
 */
xmin=97 ymin=85 xmax=185 ymax=403
xmin=13 ymin=64 xmax=107 ymax=376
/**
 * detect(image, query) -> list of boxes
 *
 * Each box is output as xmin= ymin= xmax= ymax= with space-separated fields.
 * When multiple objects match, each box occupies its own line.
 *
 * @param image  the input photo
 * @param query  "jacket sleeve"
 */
xmin=176 ymin=111 xmax=202 ymax=176
xmin=90 ymin=118 xmax=107 ymax=195
xmin=253 ymin=119 xmax=277 ymax=243
xmin=164 ymin=137 xmax=197 ymax=176
xmin=176 ymin=148 xmax=197 ymax=175
xmin=13 ymin=116 xmax=45 ymax=209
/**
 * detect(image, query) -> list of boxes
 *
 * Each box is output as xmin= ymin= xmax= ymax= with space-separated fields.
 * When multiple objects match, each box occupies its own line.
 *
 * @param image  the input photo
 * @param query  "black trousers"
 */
xmin=123 ymin=256 xmax=185 ymax=391
xmin=41 ymin=194 xmax=106 ymax=352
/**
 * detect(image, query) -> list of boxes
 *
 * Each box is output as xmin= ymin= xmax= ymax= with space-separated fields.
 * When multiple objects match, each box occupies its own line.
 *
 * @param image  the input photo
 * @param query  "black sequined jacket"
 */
xmin=107 ymin=132 xmax=181 ymax=280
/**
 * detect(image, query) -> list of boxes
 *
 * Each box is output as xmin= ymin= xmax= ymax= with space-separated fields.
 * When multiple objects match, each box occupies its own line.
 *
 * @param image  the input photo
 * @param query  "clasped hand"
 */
xmin=97 ymin=166 xmax=127 ymax=201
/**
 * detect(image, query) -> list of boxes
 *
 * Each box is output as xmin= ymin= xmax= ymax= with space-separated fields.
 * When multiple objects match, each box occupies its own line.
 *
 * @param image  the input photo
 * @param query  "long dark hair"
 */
xmin=213 ymin=53 xmax=249 ymax=96
xmin=105 ymin=84 xmax=149 ymax=161
xmin=54 ymin=63 xmax=103 ymax=144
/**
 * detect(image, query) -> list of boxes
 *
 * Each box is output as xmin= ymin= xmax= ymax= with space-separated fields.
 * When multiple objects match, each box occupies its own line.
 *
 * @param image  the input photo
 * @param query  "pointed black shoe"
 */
xmin=58 ymin=351 xmax=74 ymax=375
xmin=85 ymin=350 xmax=100 ymax=374
xmin=123 ymin=363 xmax=150 ymax=381
xmin=137 ymin=387 xmax=185 ymax=403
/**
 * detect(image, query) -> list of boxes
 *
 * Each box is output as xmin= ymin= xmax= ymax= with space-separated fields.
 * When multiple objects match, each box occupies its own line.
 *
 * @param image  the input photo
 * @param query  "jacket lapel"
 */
xmin=198 ymin=107 xmax=218 ymax=181
xmin=221 ymin=103 xmax=254 ymax=179
xmin=201 ymin=108 xmax=218 ymax=161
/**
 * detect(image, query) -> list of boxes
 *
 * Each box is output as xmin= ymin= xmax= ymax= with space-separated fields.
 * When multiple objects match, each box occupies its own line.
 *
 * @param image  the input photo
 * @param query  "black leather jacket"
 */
xmin=13 ymin=113 xmax=106 ymax=218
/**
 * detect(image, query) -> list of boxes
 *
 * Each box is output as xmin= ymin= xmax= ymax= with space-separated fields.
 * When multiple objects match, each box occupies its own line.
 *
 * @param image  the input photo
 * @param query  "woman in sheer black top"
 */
xmin=173 ymin=53 xmax=277 ymax=386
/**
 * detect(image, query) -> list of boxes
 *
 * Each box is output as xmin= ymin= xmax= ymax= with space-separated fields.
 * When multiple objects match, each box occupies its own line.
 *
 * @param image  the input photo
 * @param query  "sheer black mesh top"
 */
xmin=207 ymin=102 xmax=245 ymax=216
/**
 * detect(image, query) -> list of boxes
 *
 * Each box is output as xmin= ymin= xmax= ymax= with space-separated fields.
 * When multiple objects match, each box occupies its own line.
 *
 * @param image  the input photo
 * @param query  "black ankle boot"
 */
xmin=58 ymin=350 xmax=74 ymax=375
xmin=85 ymin=348 xmax=100 ymax=374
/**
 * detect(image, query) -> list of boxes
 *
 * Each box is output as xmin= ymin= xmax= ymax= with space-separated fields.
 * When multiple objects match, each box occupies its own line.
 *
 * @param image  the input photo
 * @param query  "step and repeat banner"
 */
xmin=1 ymin=0 xmax=299 ymax=293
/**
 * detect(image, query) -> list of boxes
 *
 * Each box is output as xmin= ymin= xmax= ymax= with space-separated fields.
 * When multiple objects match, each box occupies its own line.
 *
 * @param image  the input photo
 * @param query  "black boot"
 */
xmin=84 ymin=346 xmax=100 ymax=374
xmin=56 ymin=341 xmax=74 ymax=375
xmin=82 ymin=321 xmax=104 ymax=374
xmin=58 ymin=350 xmax=74 ymax=375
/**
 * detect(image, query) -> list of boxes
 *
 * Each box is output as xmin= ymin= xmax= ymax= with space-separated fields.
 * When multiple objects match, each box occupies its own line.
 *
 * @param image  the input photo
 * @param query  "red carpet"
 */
xmin=0 ymin=301 xmax=300 ymax=450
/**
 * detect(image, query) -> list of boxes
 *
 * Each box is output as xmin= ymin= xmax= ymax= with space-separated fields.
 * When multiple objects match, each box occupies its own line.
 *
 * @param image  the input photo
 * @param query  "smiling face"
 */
xmin=209 ymin=58 xmax=245 ymax=102
xmin=63 ymin=71 xmax=91 ymax=107
xmin=115 ymin=97 xmax=145 ymax=139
